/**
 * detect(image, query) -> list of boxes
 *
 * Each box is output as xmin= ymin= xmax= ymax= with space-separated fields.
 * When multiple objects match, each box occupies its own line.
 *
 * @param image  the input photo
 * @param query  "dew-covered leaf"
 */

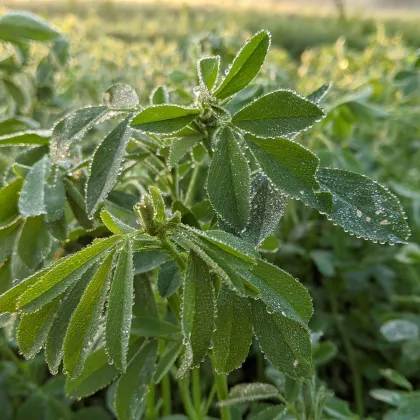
xmin=100 ymin=209 xmax=135 ymax=235
xmin=64 ymin=252 xmax=114 ymax=378
xmin=133 ymin=274 xmax=158 ymax=319
xmin=0 ymin=130 xmax=50 ymax=147
xmin=307 ymin=83 xmax=331 ymax=104
xmin=65 ymin=338 xmax=145 ymax=398
xmin=0 ymin=178 xmax=23 ymax=227
xmin=380 ymin=320 xmax=419 ymax=342
xmin=317 ymin=168 xmax=411 ymax=243
xmin=64 ymin=178 xmax=95 ymax=229
xmin=0 ymin=220 xmax=21 ymax=264
xmin=16 ymin=216 xmax=52 ymax=269
xmin=158 ymin=260 xmax=182 ymax=298
xmin=114 ymin=340 xmax=158 ymax=420
xmin=131 ymin=317 xmax=180 ymax=337
xmin=103 ymin=83 xmax=139 ymax=109
xmin=251 ymin=299 xmax=314 ymax=380
xmin=86 ymin=116 xmax=132 ymax=217
xmin=178 ymin=252 xmax=215 ymax=377
xmin=17 ymin=297 xmax=60 ymax=359
xmin=232 ymin=90 xmax=325 ymax=138
xmin=106 ymin=241 xmax=134 ymax=372
xmin=213 ymin=285 xmax=252 ymax=374
xmin=242 ymin=259 xmax=312 ymax=323
xmin=218 ymin=383 xmax=279 ymax=407
xmin=154 ymin=341 xmax=183 ymax=384
xmin=150 ymin=85 xmax=169 ymax=105
xmin=214 ymin=30 xmax=270 ymax=100
xmin=0 ymin=11 xmax=60 ymax=42
xmin=246 ymin=135 xmax=331 ymax=213
xmin=169 ymin=135 xmax=202 ymax=168
xmin=131 ymin=105 xmax=200 ymax=134
xmin=206 ymin=128 xmax=250 ymax=231
xmin=44 ymin=168 xmax=66 ymax=222
xmin=242 ymin=174 xmax=287 ymax=245
xmin=50 ymin=106 xmax=109 ymax=163
xmin=18 ymin=156 xmax=49 ymax=216
xmin=198 ymin=56 xmax=220 ymax=91
xmin=45 ymin=267 xmax=94 ymax=374
xmin=133 ymin=251 xmax=167 ymax=274
xmin=18 ymin=235 xmax=120 ymax=312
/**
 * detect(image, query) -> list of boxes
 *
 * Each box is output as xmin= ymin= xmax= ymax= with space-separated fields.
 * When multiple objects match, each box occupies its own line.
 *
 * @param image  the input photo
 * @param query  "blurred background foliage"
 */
xmin=0 ymin=1 xmax=419 ymax=419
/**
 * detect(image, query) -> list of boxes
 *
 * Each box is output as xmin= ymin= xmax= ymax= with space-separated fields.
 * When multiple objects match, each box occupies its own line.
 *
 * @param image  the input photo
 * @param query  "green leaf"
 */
xmin=103 ymin=83 xmax=139 ymax=109
xmin=154 ymin=341 xmax=183 ymax=384
xmin=64 ymin=252 xmax=114 ymax=378
xmin=251 ymin=299 xmax=314 ymax=380
xmin=44 ymin=168 xmax=66 ymax=223
xmin=131 ymin=105 xmax=200 ymax=134
xmin=114 ymin=340 xmax=158 ymax=420
xmin=242 ymin=259 xmax=312 ymax=323
xmin=307 ymin=83 xmax=331 ymax=104
xmin=150 ymin=85 xmax=169 ymax=105
xmin=379 ymin=369 xmax=413 ymax=391
xmin=133 ymin=251 xmax=167 ymax=274
xmin=317 ymin=168 xmax=411 ymax=244
xmin=64 ymin=178 xmax=95 ymax=229
xmin=50 ymin=106 xmax=109 ymax=163
xmin=0 ymin=130 xmax=50 ymax=147
xmin=232 ymin=90 xmax=325 ymax=137
xmin=380 ymin=320 xmax=418 ymax=342
xmin=86 ymin=116 xmax=132 ymax=217
xmin=169 ymin=134 xmax=202 ymax=168
xmin=149 ymin=186 xmax=166 ymax=221
xmin=248 ymin=406 xmax=286 ymax=420
xmin=396 ymin=244 xmax=420 ymax=264
xmin=198 ymin=56 xmax=220 ymax=91
xmin=100 ymin=209 xmax=135 ymax=235
xmin=17 ymin=297 xmax=60 ymax=359
xmin=246 ymin=135 xmax=331 ymax=212
xmin=18 ymin=235 xmax=121 ymax=312
xmin=178 ymin=252 xmax=215 ymax=377
xmin=0 ymin=178 xmax=23 ymax=227
xmin=106 ymin=241 xmax=134 ymax=372
xmin=242 ymin=174 xmax=287 ymax=245
xmin=218 ymin=383 xmax=279 ymax=407
xmin=45 ymin=267 xmax=94 ymax=374
xmin=0 ymin=116 xmax=38 ymax=135
xmin=131 ymin=317 xmax=180 ymax=337
xmin=214 ymin=30 xmax=270 ymax=100
xmin=133 ymin=274 xmax=158 ymax=319
xmin=158 ymin=260 xmax=182 ymax=298
xmin=0 ymin=11 xmax=60 ymax=42
xmin=206 ymin=128 xmax=250 ymax=231
xmin=18 ymin=156 xmax=49 ymax=216
xmin=213 ymin=285 xmax=252 ymax=374
xmin=65 ymin=338 xmax=144 ymax=398
xmin=72 ymin=407 xmax=113 ymax=420
xmin=16 ymin=216 xmax=52 ymax=269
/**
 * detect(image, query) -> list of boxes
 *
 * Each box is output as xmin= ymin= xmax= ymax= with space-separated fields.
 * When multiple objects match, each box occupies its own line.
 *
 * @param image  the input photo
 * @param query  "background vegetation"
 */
xmin=0 ymin=1 xmax=419 ymax=419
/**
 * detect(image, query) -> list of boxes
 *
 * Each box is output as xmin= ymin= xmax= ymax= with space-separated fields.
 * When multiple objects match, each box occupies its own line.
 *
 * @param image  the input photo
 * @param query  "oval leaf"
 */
xmin=198 ymin=56 xmax=220 ymax=91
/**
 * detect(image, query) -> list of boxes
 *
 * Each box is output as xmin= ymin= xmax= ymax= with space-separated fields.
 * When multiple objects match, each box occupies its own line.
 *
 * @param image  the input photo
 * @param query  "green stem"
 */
xmin=185 ymin=164 xmax=200 ymax=206
xmin=161 ymin=375 xmax=172 ymax=417
xmin=146 ymin=383 xmax=156 ymax=420
xmin=179 ymin=377 xmax=198 ymax=420
xmin=327 ymin=281 xmax=364 ymax=418
xmin=212 ymin=365 xmax=231 ymax=420
xmin=203 ymin=383 xmax=217 ymax=417
xmin=192 ymin=367 xmax=202 ymax=418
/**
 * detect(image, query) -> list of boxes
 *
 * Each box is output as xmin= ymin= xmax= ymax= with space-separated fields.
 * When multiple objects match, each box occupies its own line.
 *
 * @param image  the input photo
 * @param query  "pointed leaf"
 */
xmin=86 ymin=117 xmax=132 ymax=216
xmin=246 ymin=135 xmax=332 ymax=212
xmin=213 ymin=285 xmax=252 ymax=374
xmin=251 ymin=299 xmax=314 ymax=380
xmin=150 ymin=85 xmax=169 ymax=105
xmin=242 ymin=174 xmax=287 ymax=245
xmin=219 ymin=383 xmax=279 ymax=407
xmin=114 ymin=340 xmax=158 ymax=420
xmin=232 ymin=90 xmax=325 ymax=137
xmin=17 ymin=297 xmax=60 ymax=359
xmin=64 ymin=252 xmax=114 ymax=377
xmin=45 ymin=267 xmax=95 ymax=374
xmin=44 ymin=168 xmax=66 ymax=222
xmin=64 ymin=178 xmax=95 ymax=229
xmin=0 ymin=178 xmax=23 ymax=227
xmin=100 ymin=209 xmax=135 ymax=235
xmin=214 ymin=30 xmax=270 ymax=100
xmin=131 ymin=317 xmax=180 ymax=337
xmin=158 ymin=260 xmax=182 ymax=298
xmin=198 ymin=56 xmax=220 ymax=91
xmin=18 ymin=236 xmax=120 ymax=312
xmin=133 ymin=274 xmax=158 ymax=319
xmin=307 ymin=83 xmax=331 ymax=104
xmin=0 ymin=130 xmax=50 ymax=147
xmin=178 ymin=252 xmax=215 ymax=377
xmin=169 ymin=135 xmax=202 ymax=168
xmin=317 ymin=168 xmax=411 ymax=243
xmin=18 ymin=156 xmax=49 ymax=216
xmin=154 ymin=341 xmax=183 ymax=384
xmin=106 ymin=241 xmax=134 ymax=372
xmin=50 ymin=106 xmax=109 ymax=163
xmin=206 ymin=128 xmax=250 ymax=231
xmin=131 ymin=105 xmax=200 ymax=134
xmin=103 ymin=83 xmax=139 ymax=109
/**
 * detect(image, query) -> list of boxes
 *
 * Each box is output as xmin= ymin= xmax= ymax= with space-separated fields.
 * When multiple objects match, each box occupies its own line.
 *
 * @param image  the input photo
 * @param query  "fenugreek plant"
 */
xmin=0 ymin=27 xmax=411 ymax=420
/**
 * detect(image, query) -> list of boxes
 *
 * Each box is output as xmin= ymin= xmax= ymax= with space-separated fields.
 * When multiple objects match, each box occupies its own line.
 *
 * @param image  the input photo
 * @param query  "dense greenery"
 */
xmin=0 ymin=4 xmax=419 ymax=420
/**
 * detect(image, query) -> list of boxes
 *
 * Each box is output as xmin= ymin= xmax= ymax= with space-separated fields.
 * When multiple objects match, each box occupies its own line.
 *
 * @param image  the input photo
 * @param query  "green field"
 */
xmin=0 ymin=2 xmax=420 ymax=420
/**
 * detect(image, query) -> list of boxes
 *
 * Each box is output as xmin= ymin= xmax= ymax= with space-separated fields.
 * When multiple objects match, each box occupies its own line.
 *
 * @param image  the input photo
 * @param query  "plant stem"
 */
xmin=327 ymin=281 xmax=364 ymax=418
xmin=192 ymin=367 xmax=202 ymax=418
xmin=146 ymin=383 xmax=156 ymax=420
xmin=211 ymin=360 xmax=231 ymax=420
xmin=185 ymin=164 xmax=200 ymax=206
xmin=179 ymin=376 xmax=198 ymax=420
xmin=161 ymin=375 xmax=172 ymax=417
xmin=203 ymin=382 xmax=217 ymax=417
